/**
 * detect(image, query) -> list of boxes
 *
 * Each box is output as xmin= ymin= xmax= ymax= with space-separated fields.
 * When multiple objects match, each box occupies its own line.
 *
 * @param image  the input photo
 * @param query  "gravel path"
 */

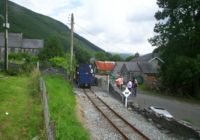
xmin=75 ymin=87 xmax=182 ymax=140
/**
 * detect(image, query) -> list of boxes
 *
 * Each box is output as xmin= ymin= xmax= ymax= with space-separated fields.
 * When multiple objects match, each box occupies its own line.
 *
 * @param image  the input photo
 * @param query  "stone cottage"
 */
xmin=120 ymin=62 xmax=141 ymax=83
xmin=0 ymin=33 xmax=43 ymax=60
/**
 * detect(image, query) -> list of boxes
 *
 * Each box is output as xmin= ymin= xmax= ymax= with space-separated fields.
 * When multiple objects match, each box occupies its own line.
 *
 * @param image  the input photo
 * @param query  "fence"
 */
xmin=40 ymin=78 xmax=55 ymax=140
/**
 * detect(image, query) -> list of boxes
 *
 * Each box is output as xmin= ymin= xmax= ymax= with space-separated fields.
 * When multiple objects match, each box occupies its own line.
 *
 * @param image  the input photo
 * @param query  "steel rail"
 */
xmin=83 ymin=89 xmax=150 ymax=140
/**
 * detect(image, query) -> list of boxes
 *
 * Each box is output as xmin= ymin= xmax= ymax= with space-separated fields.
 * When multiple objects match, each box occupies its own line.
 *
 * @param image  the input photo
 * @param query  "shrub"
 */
xmin=7 ymin=53 xmax=38 ymax=75
xmin=49 ymin=57 xmax=67 ymax=69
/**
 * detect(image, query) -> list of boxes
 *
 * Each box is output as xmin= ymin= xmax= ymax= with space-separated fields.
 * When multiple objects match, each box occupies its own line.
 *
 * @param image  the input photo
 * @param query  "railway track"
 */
xmin=83 ymin=88 xmax=150 ymax=140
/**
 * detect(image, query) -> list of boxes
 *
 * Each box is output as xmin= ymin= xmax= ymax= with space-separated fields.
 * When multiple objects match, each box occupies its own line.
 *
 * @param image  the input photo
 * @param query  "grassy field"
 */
xmin=0 ymin=71 xmax=45 ymax=139
xmin=44 ymin=74 xmax=90 ymax=140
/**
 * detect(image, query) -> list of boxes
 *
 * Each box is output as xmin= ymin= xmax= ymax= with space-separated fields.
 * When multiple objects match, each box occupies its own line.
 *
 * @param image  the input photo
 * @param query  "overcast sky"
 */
xmin=10 ymin=0 xmax=159 ymax=55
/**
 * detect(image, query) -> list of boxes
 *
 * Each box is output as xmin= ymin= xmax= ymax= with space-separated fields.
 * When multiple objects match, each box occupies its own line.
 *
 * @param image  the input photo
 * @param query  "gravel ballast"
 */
xmin=75 ymin=87 xmax=182 ymax=140
xmin=75 ymin=88 xmax=124 ymax=140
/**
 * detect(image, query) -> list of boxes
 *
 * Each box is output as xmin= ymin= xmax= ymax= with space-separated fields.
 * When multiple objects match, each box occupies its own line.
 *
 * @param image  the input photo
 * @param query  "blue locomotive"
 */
xmin=76 ymin=64 xmax=95 ymax=88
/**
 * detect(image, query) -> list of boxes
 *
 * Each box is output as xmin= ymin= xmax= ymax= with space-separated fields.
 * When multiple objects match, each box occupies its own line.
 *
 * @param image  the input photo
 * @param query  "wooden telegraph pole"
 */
xmin=4 ymin=0 xmax=9 ymax=71
xmin=70 ymin=13 xmax=74 ymax=81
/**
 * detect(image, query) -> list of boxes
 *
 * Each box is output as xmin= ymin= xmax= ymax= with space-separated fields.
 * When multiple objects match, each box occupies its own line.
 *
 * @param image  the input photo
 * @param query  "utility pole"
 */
xmin=4 ymin=0 xmax=9 ymax=71
xmin=70 ymin=13 xmax=74 ymax=81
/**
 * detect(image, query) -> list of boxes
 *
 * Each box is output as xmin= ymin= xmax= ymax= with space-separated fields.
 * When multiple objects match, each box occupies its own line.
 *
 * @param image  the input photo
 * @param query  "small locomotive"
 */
xmin=76 ymin=64 xmax=95 ymax=88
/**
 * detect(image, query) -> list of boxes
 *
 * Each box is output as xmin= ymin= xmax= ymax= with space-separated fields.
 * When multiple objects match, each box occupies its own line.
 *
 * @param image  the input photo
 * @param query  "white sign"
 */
xmin=122 ymin=88 xmax=131 ymax=108
xmin=3 ymin=23 xmax=10 ymax=29
xmin=122 ymin=87 xmax=131 ymax=97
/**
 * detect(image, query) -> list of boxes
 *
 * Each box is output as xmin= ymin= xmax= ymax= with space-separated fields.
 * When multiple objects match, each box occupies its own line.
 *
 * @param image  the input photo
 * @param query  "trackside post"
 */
xmin=122 ymin=88 xmax=131 ymax=108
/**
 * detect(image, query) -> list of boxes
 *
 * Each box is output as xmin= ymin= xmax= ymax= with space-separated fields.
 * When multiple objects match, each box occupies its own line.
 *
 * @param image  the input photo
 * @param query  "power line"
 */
xmin=67 ymin=22 xmax=110 ymax=49
xmin=75 ymin=24 xmax=99 ymax=38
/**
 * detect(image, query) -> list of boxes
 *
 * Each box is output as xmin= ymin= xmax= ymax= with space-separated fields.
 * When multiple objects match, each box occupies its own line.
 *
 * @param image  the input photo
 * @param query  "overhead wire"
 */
xmin=66 ymin=22 xmax=111 ymax=50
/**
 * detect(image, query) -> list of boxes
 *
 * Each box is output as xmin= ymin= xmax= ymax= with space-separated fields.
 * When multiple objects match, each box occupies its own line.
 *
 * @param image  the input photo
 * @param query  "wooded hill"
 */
xmin=0 ymin=0 xmax=104 ymax=53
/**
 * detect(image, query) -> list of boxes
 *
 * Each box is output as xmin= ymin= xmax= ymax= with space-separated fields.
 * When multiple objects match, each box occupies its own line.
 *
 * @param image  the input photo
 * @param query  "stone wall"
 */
xmin=131 ymin=104 xmax=200 ymax=139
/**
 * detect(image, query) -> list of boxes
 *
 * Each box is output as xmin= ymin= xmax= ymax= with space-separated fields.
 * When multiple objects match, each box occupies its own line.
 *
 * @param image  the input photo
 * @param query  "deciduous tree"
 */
xmin=39 ymin=36 xmax=64 ymax=60
xmin=149 ymin=0 xmax=200 ymax=97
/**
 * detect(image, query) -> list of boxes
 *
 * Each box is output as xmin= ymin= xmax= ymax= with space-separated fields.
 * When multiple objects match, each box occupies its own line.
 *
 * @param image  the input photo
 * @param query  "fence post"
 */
xmin=107 ymin=75 xmax=109 ymax=92
xmin=37 ymin=61 xmax=39 ymax=71
xmin=40 ymin=78 xmax=55 ymax=140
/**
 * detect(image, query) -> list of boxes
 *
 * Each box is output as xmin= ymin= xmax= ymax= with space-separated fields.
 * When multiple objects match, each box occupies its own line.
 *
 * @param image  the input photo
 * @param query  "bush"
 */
xmin=9 ymin=53 xmax=38 ymax=62
xmin=6 ymin=62 xmax=35 ymax=76
xmin=6 ymin=53 xmax=38 ymax=75
xmin=49 ymin=57 xmax=67 ymax=69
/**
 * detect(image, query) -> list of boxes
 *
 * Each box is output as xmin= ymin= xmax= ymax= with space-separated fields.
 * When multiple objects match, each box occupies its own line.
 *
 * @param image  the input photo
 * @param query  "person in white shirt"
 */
xmin=127 ymin=80 xmax=133 ymax=92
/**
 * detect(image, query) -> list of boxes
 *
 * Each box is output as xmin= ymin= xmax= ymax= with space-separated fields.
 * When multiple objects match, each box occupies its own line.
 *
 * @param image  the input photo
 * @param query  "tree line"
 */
xmin=38 ymin=36 xmax=137 ymax=65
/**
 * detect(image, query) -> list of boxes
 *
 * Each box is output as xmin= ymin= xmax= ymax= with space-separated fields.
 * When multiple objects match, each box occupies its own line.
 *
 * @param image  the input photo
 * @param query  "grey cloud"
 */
xmin=87 ymin=26 xmax=104 ymax=35
xmin=129 ymin=36 xmax=145 ymax=44
xmin=127 ymin=13 xmax=155 ymax=23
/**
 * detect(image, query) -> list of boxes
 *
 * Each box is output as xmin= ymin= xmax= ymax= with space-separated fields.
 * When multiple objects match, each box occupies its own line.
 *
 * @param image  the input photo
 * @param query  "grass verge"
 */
xmin=44 ymin=74 xmax=90 ymax=140
xmin=0 ymin=70 xmax=45 ymax=139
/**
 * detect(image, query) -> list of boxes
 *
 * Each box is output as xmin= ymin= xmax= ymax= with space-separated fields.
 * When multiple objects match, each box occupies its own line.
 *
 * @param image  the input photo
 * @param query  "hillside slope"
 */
xmin=0 ymin=0 xmax=104 ymax=53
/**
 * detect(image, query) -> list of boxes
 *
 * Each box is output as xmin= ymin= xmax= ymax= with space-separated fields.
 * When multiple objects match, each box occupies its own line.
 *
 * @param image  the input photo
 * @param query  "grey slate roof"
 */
xmin=112 ymin=61 xmax=141 ymax=76
xmin=138 ymin=62 xmax=158 ymax=74
xmin=124 ymin=62 xmax=140 ymax=72
xmin=22 ymin=39 xmax=43 ymax=49
xmin=0 ymin=33 xmax=22 ymax=48
xmin=112 ymin=62 xmax=124 ymax=75
xmin=113 ymin=61 xmax=158 ymax=75
xmin=148 ymin=57 xmax=164 ymax=63
xmin=135 ymin=53 xmax=153 ymax=62
xmin=132 ymin=53 xmax=164 ymax=65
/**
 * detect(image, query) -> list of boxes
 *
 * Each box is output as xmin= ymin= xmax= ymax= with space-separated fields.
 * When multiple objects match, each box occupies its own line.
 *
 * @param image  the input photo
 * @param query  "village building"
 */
xmin=0 ymin=33 xmax=44 ymax=60
xmin=120 ymin=62 xmax=141 ymax=84
xmin=137 ymin=61 xmax=158 ymax=87
xmin=110 ymin=53 xmax=164 ymax=87
xmin=133 ymin=53 xmax=164 ymax=69
xmin=112 ymin=61 xmax=124 ymax=77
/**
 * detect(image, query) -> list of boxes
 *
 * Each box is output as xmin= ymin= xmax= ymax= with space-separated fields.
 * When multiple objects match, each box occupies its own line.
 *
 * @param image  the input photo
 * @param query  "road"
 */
xmin=131 ymin=89 xmax=200 ymax=129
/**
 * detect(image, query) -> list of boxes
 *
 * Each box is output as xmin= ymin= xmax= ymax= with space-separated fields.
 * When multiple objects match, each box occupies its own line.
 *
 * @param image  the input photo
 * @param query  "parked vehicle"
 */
xmin=149 ymin=106 xmax=173 ymax=119
xmin=76 ymin=64 xmax=95 ymax=88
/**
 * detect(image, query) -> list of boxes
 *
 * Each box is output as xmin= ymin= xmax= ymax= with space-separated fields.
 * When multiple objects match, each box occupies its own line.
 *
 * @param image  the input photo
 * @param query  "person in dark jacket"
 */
xmin=132 ymin=78 xmax=138 ymax=97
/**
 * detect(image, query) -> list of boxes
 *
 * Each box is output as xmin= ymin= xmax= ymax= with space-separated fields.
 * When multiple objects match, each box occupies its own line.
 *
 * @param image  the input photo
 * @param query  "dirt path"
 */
xmin=132 ymin=89 xmax=200 ymax=129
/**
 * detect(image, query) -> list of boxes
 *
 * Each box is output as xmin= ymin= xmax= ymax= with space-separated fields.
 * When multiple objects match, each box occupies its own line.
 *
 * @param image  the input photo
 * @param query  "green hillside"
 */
xmin=0 ymin=0 xmax=104 ymax=53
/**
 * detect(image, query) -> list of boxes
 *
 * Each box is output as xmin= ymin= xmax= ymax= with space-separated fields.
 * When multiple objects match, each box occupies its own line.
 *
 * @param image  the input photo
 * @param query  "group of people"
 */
xmin=115 ymin=76 xmax=138 ymax=97
xmin=127 ymin=78 xmax=138 ymax=97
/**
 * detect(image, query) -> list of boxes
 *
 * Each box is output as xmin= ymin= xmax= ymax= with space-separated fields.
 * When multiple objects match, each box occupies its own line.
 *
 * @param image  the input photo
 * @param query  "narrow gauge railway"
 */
xmin=83 ymin=89 xmax=150 ymax=140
